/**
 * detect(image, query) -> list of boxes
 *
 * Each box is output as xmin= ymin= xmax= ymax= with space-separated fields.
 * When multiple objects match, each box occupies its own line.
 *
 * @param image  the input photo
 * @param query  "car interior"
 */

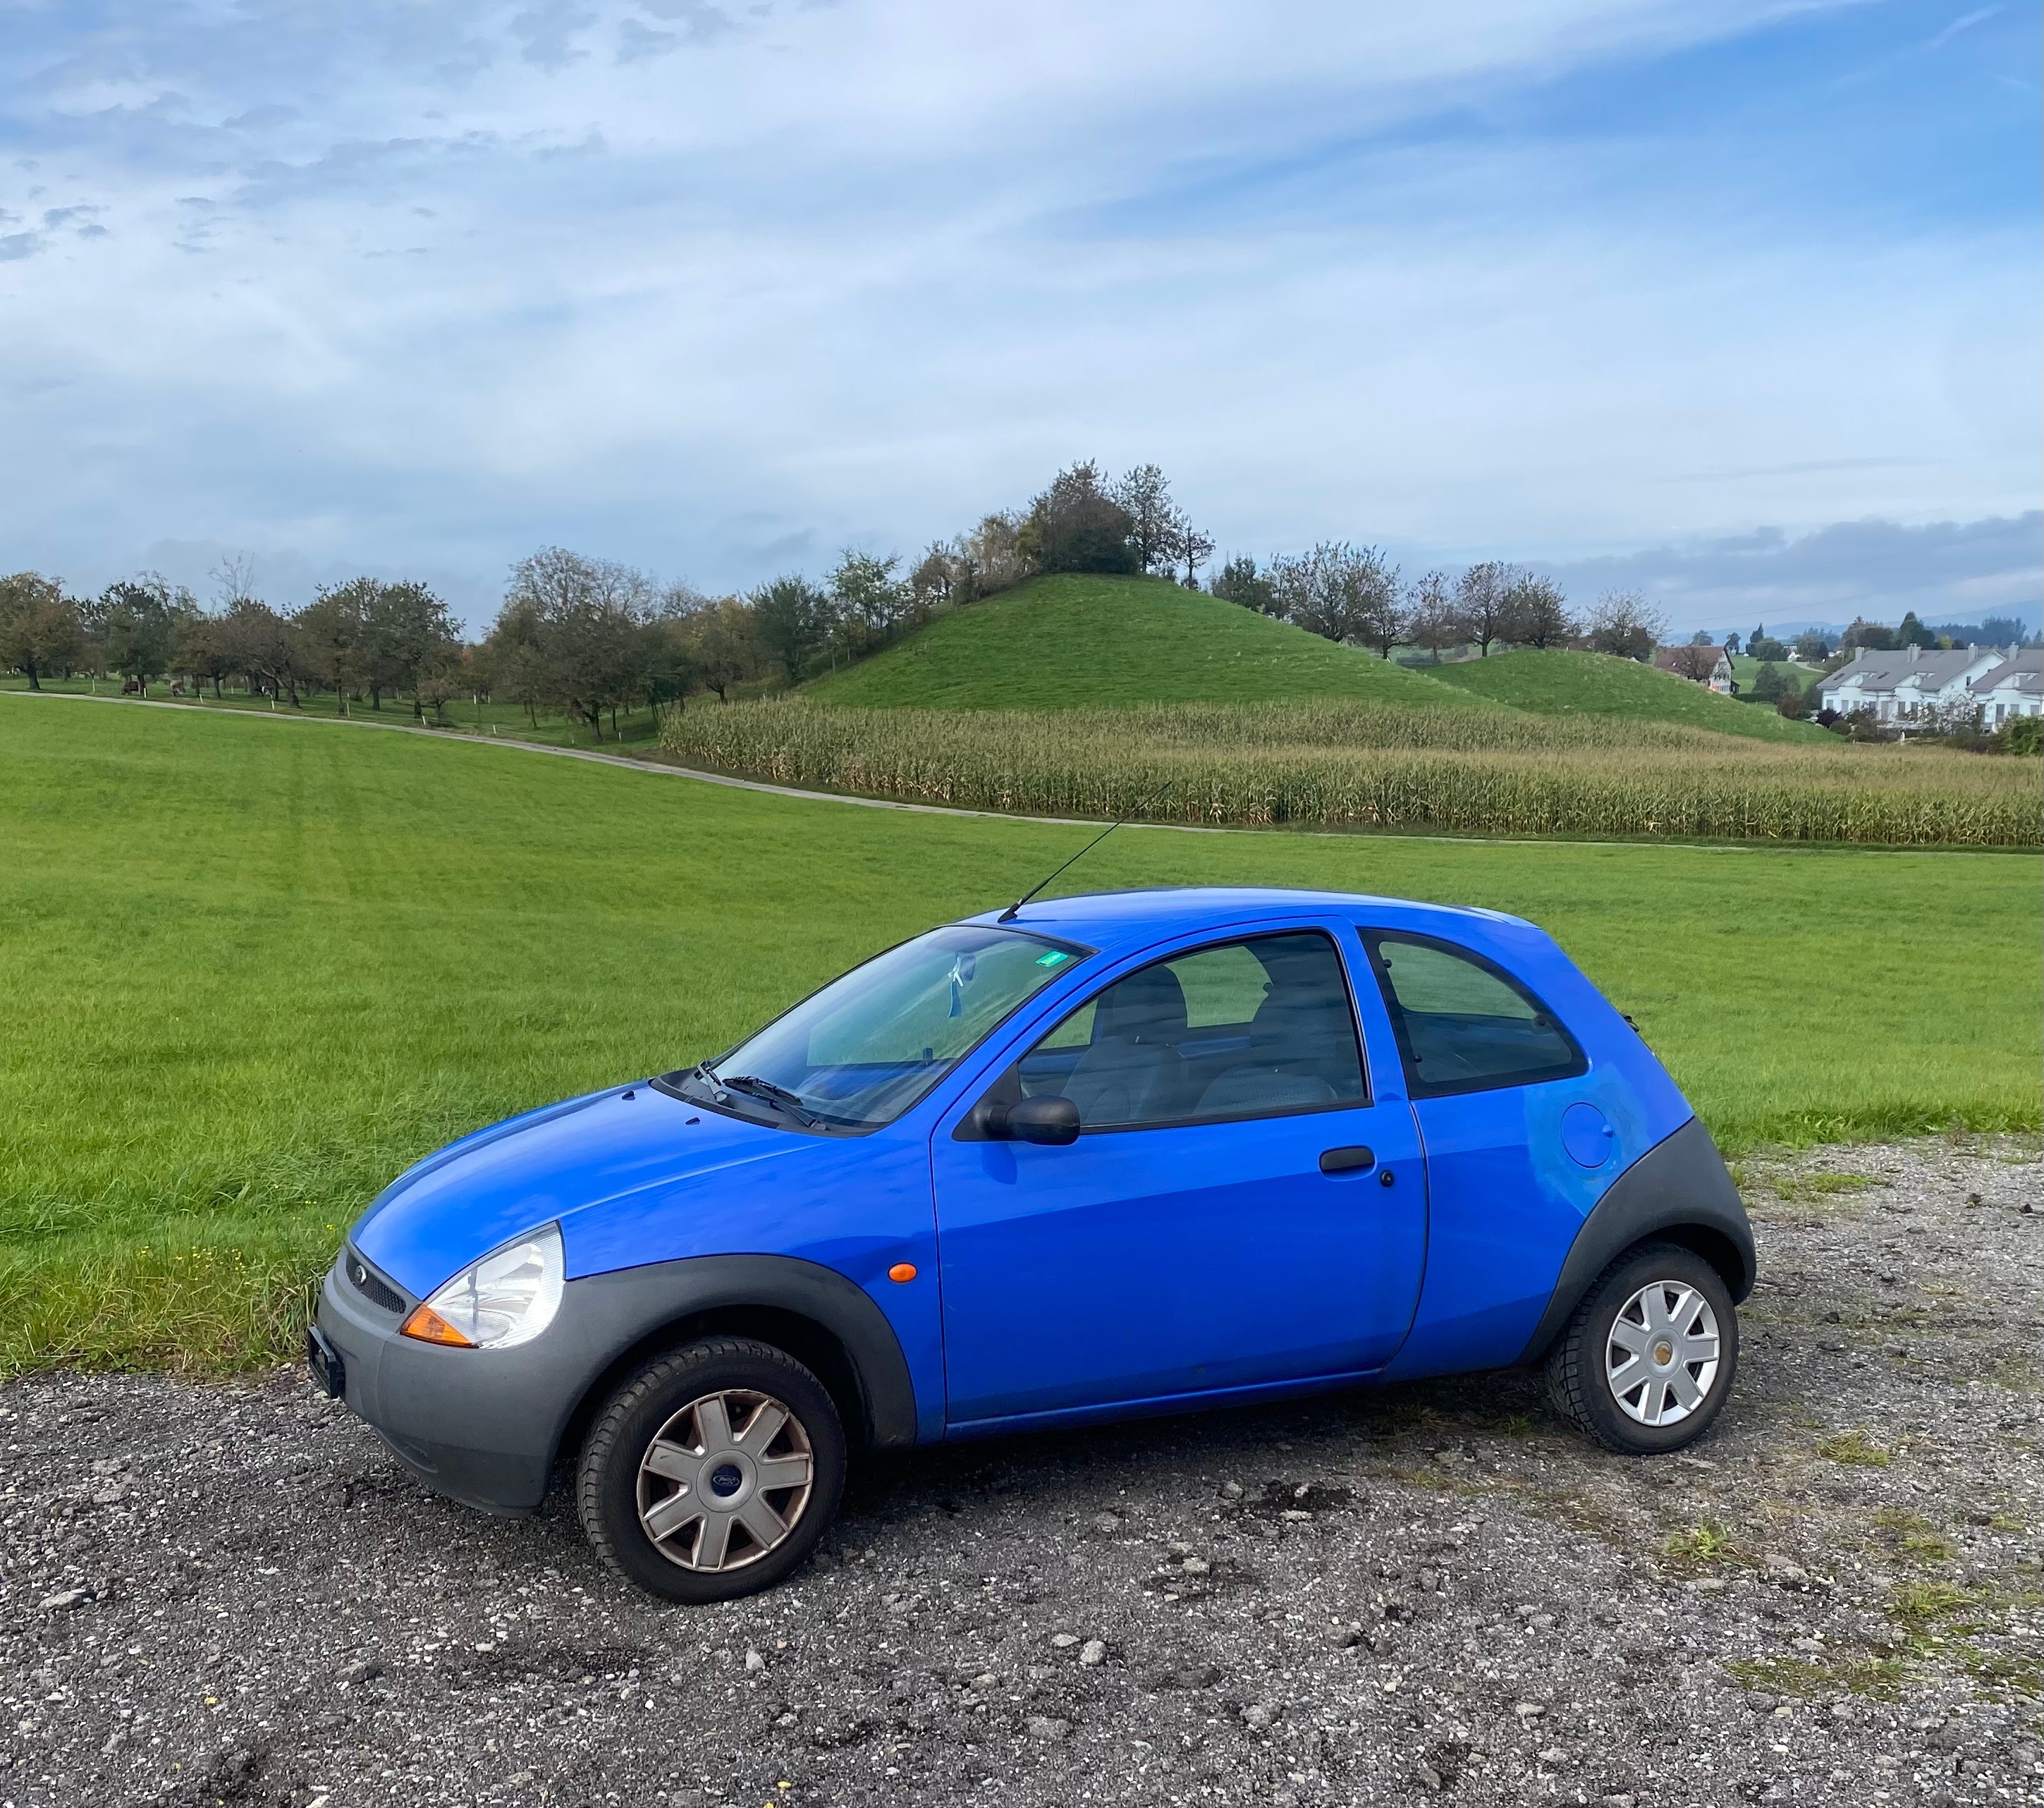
xmin=1010 ymin=931 xmax=1369 ymax=1129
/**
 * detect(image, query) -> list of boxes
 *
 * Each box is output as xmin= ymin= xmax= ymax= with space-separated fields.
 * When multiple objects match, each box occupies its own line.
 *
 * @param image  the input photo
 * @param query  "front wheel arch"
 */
xmin=543 ymin=1255 xmax=920 ymax=1493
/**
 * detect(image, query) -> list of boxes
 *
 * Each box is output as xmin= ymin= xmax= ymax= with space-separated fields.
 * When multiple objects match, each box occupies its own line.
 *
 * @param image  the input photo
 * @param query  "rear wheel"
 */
xmin=1546 ymin=1242 xmax=1737 ymax=1454
xmin=577 ymin=1337 xmax=845 ymax=1603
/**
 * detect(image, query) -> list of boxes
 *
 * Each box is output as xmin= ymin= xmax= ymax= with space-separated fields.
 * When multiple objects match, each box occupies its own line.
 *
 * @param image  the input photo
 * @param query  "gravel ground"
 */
xmin=4 ymin=1136 xmax=2040 ymax=1808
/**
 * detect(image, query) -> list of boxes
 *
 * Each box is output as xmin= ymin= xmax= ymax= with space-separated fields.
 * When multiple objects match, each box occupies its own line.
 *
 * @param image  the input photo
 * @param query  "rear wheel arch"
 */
xmin=1516 ymin=1116 xmax=1755 ymax=1367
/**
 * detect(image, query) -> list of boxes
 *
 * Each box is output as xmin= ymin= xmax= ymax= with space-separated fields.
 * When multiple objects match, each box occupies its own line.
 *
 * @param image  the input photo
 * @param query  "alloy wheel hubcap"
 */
xmin=635 ymin=1388 xmax=815 ymax=1572
xmin=1605 ymin=1280 xmax=1720 ymax=1427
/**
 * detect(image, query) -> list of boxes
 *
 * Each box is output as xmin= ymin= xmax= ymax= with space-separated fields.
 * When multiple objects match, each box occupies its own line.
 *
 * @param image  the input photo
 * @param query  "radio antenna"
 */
xmin=997 ymin=781 xmax=1173 ymax=923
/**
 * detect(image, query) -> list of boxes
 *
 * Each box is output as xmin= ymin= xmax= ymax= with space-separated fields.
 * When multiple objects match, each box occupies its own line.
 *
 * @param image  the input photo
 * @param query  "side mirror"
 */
xmin=1005 ymin=1095 xmax=1081 ymax=1147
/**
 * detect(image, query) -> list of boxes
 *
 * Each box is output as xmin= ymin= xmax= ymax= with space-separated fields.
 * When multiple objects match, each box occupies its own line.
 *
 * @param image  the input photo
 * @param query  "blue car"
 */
xmin=311 ymin=887 xmax=1753 ymax=1602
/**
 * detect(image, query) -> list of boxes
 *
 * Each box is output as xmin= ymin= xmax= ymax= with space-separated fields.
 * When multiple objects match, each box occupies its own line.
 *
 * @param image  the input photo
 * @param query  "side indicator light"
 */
xmin=888 ymin=1263 xmax=918 ymax=1284
xmin=400 ymin=1304 xmax=476 ymax=1347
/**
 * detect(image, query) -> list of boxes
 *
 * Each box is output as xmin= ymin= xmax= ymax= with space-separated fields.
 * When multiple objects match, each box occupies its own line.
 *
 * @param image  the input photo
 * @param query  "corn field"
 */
xmin=659 ymin=700 xmax=2043 ymax=847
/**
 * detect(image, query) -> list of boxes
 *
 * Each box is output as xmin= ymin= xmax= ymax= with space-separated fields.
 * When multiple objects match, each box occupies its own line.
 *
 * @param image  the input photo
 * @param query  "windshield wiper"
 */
xmin=715 ymin=1074 xmax=819 ymax=1128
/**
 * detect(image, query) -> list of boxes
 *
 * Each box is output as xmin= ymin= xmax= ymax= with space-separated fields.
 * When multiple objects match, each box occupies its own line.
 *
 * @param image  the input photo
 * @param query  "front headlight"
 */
xmin=400 ymin=1223 xmax=565 ymax=1350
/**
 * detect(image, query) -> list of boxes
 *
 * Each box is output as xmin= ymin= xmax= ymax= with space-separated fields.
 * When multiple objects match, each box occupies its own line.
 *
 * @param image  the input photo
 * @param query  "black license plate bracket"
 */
xmin=306 ymin=1324 xmax=345 ymax=1400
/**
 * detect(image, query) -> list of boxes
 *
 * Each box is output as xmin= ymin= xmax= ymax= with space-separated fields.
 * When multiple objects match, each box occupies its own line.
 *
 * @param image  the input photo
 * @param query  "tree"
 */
xmin=1721 ymin=632 xmax=1741 ymax=655
xmin=1016 ymin=461 xmax=1137 ymax=575
xmin=749 ymin=575 xmax=829 ymax=683
xmin=1405 ymin=570 xmax=1460 ymax=661
xmin=1793 ymin=630 xmax=1831 ymax=663
xmin=1267 ymin=542 xmax=1395 ymax=645
xmin=298 ymin=580 xmax=375 ymax=712
xmin=908 ymin=543 xmax=960 ymax=618
xmin=1775 ymin=684 xmax=1810 ymax=721
xmin=0 ymin=572 xmax=82 ymax=689
xmin=1499 ymin=570 xmax=1577 ymax=649
xmin=1110 ymin=465 xmax=1179 ymax=575
xmin=1895 ymin=611 xmax=1937 ymax=650
xmin=1749 ymin=662 xmax=1786 ymax=703
xmin=171 ymin=609 xmax=234 ymax=698
xmin=1586 ymin=590 xmax=1666 ymax=662
xmin=637 ymin=593 xmax=704 ymax=723
xmin=499 ymin=548 xmax=651 ymax=739
xmin=219 ymin=597 xmax=312 ymax=704
xmin=829 ymin=551 xmax=909 ymax=656
xmin=1210 ymin=555 xmax=1275 ymax=614
xmin=1662 ymin=643 xmax=1722 ymax=683
xmin=95 ymin=575 xmax=181 ymax=695
xmin=1838 ymin=617 xmax=1895 ymax=654
xmin=478 ymin=594 xmax=548 ymax=727
xmin=688 ymin=597 xmax=765 ymax=702
xmin=1452 ymin=561 xmax=1510 ymax=656
xmin=413 ymin=639 xmax=469 ymax=724
xmin=1977 ymin=615 xmax=2026 ymax=648
xmin=1168 ymin=515 xmax=1216 ymax=588
xmin=1352 ymin=549 xmax=1407 ymax=658
xmin=948 ymin=513 xmax=1028 ymax=601
xmin=1746 ymin=633 xmax=1788 ymax=662
xmin=361 ymin=580 xmax=460 ymax=719
xmin=1689 ymin=630 xmax=1717 ymax=647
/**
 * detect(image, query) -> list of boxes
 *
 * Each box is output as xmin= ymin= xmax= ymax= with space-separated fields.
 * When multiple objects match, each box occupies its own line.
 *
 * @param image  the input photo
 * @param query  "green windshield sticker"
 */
xmin=1036 ymin=949 xmax=1072 ymax=966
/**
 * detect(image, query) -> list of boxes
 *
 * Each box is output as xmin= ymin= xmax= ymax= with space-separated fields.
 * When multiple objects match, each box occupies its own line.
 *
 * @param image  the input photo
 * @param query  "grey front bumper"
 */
xmin=314 ymin=1256 xmax=593 ymax=1513
xmin=314 ymin=1245 xmax=924 ymax=1516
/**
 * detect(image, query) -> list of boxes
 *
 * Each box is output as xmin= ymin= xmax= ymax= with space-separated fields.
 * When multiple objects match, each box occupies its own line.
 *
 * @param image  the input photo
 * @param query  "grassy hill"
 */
xmin=805 ymin=575 xmax=1484 ymax=710
xmin=1730 ymin=652 xmax=1825 ymax=696
xmin=1424 ymin=648 xmax=1827 ymax=743
xmin=3 ymin=697 xmax=2038 ymax=1372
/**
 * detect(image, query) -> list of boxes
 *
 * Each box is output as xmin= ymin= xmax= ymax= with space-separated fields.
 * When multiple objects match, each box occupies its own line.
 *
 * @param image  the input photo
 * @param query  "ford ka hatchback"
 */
xmin=311 ymin=888 xmax=1754 ymax=1603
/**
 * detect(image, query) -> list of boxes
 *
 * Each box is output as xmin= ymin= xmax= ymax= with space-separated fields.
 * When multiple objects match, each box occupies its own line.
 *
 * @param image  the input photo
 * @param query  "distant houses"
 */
xmin=1973 ymin=649 xmax=2044 ymax=726
xmin=1817 ymin=646 xmax=2043 ymax=729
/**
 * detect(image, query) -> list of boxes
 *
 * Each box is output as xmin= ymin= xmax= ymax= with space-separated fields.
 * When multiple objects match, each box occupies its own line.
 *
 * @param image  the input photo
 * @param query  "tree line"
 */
xmin=0 ymin=461 xmax=1225 ymax=737
xmin=11 ymin=458 xmax=2030 ymax=738
xmin=1207 ymin=546 xmax=1672 ymax=664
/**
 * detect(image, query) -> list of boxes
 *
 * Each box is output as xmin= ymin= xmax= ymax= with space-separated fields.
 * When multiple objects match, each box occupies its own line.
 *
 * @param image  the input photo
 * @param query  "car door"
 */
xmin=929 ymin=923 xmax=1428 ymax=1429
xmin=1357 ymin=928 xmax=1616 ymax=1376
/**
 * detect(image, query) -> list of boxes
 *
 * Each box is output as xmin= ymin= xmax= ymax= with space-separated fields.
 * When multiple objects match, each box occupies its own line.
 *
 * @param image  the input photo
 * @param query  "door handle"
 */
xmin=1319 ymin=1145 xmax=1376 ymax=1175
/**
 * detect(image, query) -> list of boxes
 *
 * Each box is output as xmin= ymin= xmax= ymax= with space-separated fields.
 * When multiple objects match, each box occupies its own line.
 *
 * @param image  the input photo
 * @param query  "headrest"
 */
xmin=1094 ymin=963 xmax=1189 ymax=1043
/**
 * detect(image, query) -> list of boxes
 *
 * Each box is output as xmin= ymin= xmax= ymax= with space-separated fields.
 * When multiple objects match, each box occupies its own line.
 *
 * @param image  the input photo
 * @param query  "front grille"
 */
xmin=344 ymin=1250 xmax=405 ymax=1315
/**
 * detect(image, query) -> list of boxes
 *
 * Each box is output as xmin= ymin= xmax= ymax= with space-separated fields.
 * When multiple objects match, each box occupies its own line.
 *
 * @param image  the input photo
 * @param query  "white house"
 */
xmin=1816 ymin=645 xmax=2007 ymax=728
xmin=1653 ymin=645 xmax=1736 ymax=692
xmin=1969 ymin=649 xmax=2043 ymax=724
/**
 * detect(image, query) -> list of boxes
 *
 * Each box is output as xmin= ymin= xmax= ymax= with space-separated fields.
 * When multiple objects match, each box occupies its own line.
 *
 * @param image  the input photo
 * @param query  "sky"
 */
xmin=2 ymin=0 xmax=2038 ymax=634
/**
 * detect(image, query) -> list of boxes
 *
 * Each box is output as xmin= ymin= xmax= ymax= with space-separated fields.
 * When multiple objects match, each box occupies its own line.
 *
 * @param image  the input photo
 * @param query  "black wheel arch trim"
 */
xmin=1515 ymin=1115 xmax=1755 ymax=1368
xmin=553 ymin=1253 xmax=919 ymax=1465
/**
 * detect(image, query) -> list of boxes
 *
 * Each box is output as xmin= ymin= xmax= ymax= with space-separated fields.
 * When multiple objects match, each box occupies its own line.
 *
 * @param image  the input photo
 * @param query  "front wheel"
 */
xmin=577 ymin=1337 xmax=846 ymax=1603
xmin=1545 ymin=1242 xmax=1738 ymax=1454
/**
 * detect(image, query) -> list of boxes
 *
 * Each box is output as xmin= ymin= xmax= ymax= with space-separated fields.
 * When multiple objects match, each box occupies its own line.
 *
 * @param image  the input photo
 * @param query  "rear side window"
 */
xmin=1364 ymin=933 xmax=1585 ymax=1099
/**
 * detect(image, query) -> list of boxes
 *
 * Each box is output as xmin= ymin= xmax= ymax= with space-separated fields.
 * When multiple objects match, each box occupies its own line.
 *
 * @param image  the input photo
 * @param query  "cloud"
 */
xmin=0 ymin=0 xmax=2033 ymax=626
xmin=1543 ymin=513 xmax=2044 ymax=633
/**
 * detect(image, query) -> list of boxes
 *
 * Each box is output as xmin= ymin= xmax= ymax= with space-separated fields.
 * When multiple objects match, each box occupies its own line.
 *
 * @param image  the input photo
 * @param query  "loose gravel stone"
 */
xmin=1 ymin=1135 xmax=2040 ymax=1806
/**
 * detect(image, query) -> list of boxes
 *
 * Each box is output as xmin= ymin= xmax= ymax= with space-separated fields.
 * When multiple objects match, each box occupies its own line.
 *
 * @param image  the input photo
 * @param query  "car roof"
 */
xmin=957 ymin=886 xmax=1532 ymax=954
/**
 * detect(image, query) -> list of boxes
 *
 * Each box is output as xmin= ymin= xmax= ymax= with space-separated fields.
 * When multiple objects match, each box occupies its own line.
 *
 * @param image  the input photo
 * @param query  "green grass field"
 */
xmin=1729 ymin=652 xmax=1825 ymax=697
xmin=1425 ymin=647 xmax=1827 ymax=742
xmin=805 ymin=575 xmax=1471 ymax=710
xmin=2 ymin=696 xmax=2038 ymax=1374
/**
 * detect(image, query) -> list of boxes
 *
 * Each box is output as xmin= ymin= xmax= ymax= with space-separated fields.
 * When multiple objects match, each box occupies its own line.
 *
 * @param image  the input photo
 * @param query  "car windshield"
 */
xmin=684 ymin=925 xmax=1089 ymax=1131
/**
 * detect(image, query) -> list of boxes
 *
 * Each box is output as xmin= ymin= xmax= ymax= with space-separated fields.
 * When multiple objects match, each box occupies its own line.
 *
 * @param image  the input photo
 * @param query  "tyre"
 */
xmin=577 ymin=1337 xmax=846 ymax=1603
xmin=1545 ymin=1241 xmax=1738 ymax=1455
